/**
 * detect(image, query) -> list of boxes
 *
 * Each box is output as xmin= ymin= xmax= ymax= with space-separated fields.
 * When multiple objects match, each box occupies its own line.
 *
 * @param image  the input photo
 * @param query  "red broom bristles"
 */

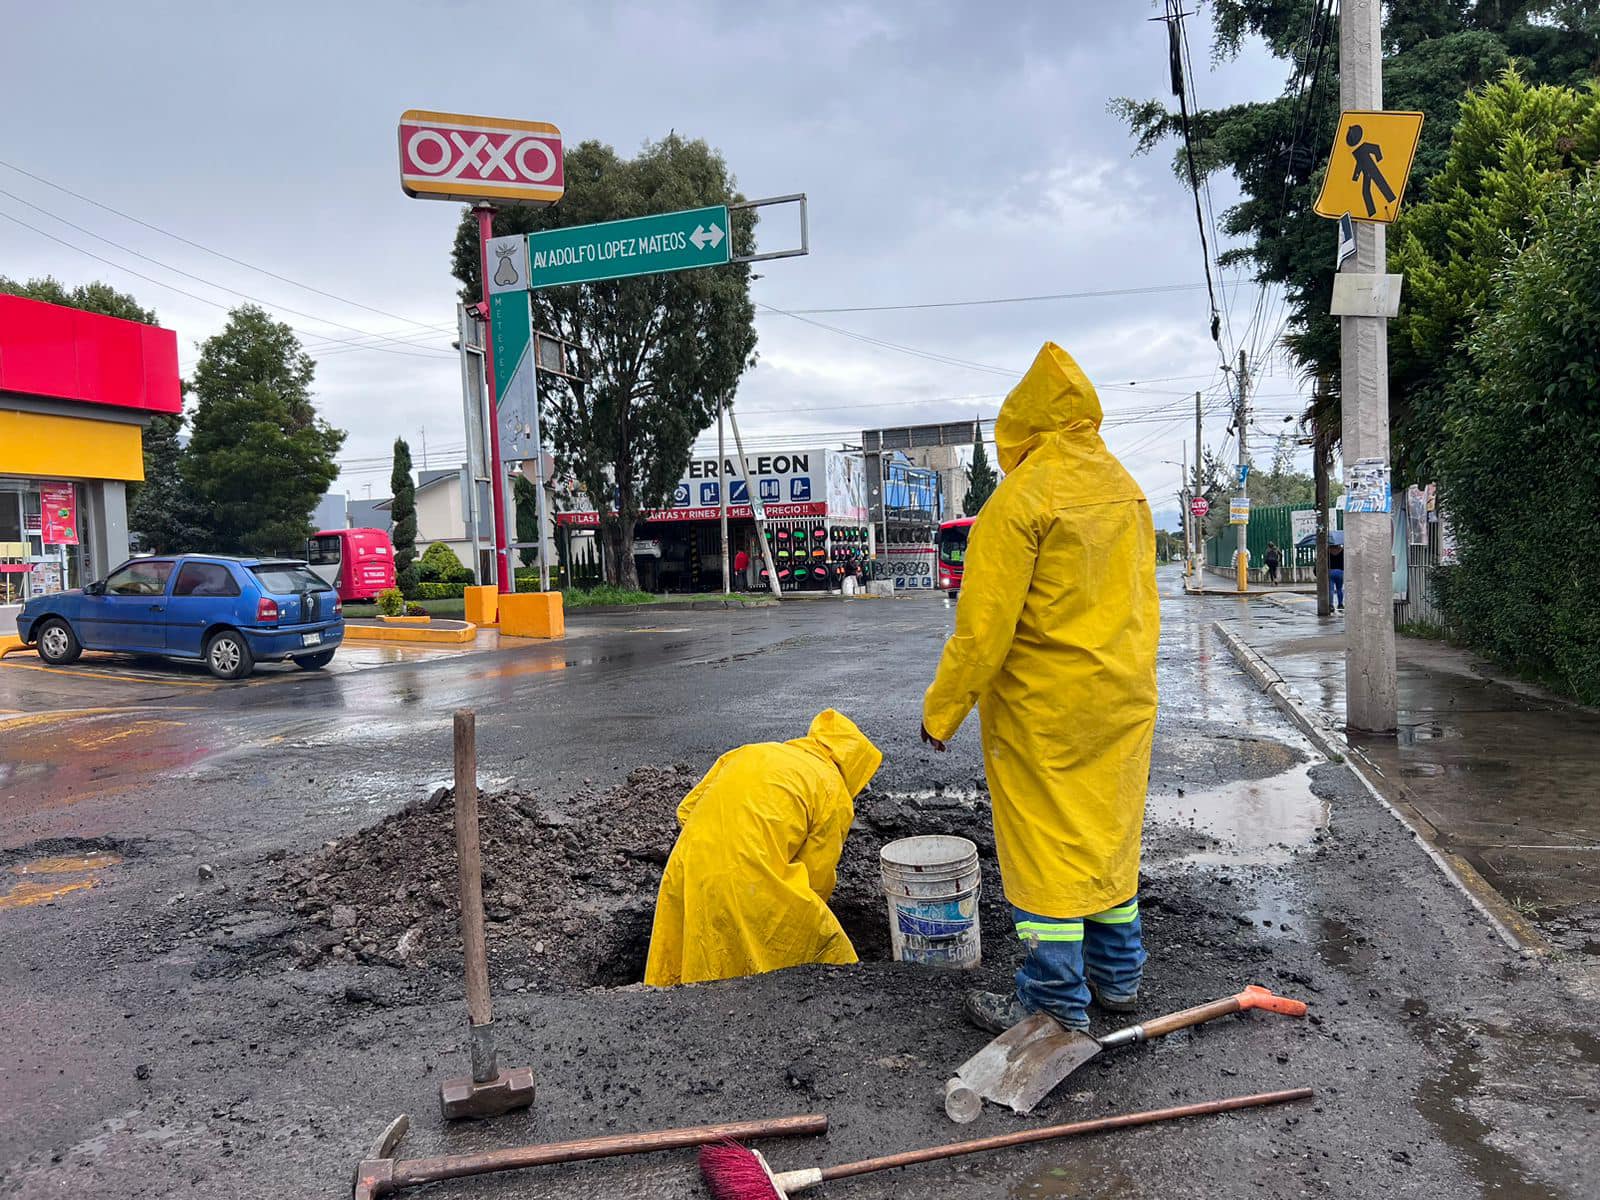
xmin=699 ymin=1140 xmax=783 ymax=1200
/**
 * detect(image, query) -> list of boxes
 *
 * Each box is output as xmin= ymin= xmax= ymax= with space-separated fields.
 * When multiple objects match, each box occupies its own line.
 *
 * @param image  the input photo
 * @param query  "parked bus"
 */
xmin=935 ymin=517 xmax=975 ymax=597
xmin=306 ymin=528 xmax=396 ymax=602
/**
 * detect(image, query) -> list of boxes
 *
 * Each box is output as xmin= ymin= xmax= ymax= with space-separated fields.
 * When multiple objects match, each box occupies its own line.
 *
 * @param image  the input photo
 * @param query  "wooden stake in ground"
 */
xmin=438 ymin=708 xmax=535 ymax=1119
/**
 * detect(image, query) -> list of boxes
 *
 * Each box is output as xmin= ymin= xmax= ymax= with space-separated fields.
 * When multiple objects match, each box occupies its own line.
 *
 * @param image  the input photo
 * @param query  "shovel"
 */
xmin=944 ymin=985 xmax=1308 ymax=1121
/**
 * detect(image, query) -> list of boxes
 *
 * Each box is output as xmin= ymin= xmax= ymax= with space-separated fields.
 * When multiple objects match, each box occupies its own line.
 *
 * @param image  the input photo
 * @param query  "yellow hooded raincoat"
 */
xmin=922 ymin=343 xmax=1159 ymax=919
xmin=643 ymin=709 xmax=883 ymax=987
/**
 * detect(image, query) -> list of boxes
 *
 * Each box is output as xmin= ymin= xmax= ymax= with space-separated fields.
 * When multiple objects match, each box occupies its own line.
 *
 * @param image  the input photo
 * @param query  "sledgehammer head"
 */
xmin=439 ymin=1065 xmax=536 ymax=1120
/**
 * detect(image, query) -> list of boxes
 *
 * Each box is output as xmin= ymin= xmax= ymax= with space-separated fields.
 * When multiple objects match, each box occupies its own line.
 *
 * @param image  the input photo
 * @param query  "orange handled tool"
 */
xmin=1096 ymin=985 xmax=1308 ymax=1049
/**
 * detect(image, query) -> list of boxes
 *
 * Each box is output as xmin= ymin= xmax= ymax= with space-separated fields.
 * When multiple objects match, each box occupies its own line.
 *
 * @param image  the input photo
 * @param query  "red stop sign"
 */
xmin=1190 ymin=497 xmax=1211 ymax=517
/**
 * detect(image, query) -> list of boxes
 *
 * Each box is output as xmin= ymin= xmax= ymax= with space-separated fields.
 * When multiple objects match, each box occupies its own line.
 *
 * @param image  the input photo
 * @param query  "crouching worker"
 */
xmin=643 ymin=709 xmax=883 ymax=987
xmin=921 ymin=342 xmax=1159 ymax=1034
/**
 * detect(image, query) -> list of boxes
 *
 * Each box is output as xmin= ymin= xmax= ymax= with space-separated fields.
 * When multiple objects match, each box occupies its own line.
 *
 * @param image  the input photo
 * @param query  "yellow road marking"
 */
xmin=0 ymin=659 xmax=221 ymax=688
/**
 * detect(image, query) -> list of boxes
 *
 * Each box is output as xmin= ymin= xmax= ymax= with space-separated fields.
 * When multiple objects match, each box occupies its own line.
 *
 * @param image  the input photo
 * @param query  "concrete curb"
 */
xmin=571 ymin=599 xmax=779 ymax=616
xmin=1212 ymin=619 xmax=1547 ymax=956
xmin=342 ymin=620 xmax=477 ymax=645
xmin=0 ymin=635 xmax=27 ymax=659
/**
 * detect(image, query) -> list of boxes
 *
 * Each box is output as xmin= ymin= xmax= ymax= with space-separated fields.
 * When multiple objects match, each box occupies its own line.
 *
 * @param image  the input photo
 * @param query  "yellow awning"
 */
xmin=0 ymin=410 xmax=144 ymax=482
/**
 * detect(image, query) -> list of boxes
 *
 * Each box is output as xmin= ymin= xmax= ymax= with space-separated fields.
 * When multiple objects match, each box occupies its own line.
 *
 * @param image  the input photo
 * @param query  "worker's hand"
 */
xmin=920 ymin=723 xmax=947 ymax=753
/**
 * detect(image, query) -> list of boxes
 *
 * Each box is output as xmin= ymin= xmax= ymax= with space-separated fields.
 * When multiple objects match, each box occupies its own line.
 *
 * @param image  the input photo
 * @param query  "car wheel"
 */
xmin=294 ymin=649 xmax=336 ymax=671
xmin=35 ymin=619 xmax=82 ymax=665
xmin=204 ymin=630 xmax=254 ymax=680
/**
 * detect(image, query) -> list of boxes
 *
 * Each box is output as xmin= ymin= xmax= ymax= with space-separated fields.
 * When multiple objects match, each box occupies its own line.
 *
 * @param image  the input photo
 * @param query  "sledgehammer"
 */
xmin=438 ymin=708 xmax=534 ymax=1120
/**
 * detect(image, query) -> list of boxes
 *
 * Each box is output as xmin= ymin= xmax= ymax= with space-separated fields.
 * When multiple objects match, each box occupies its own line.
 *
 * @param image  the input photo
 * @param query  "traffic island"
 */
xmin=0 ymin=635 xmax=28 ymax=659
xmin=463 ymin=585 xmax=498 ymax=627
xmin=342 ymin=618 xmax=477 ymax=645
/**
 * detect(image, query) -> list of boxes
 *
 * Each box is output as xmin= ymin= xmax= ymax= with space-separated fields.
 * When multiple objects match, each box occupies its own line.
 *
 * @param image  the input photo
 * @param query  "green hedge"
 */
xmin=415 ymin=582 xmax=467 ymax=600
xmin=1435 ymin=175 xmax=1600 ymax=703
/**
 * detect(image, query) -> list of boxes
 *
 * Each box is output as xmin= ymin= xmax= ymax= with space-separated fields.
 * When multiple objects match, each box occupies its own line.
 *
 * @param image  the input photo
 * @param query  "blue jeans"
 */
xmin=1330 ymin=568 xmax=1345 ymax=608
xmin=1013 ymin=899 xmax=1146 ymax=1030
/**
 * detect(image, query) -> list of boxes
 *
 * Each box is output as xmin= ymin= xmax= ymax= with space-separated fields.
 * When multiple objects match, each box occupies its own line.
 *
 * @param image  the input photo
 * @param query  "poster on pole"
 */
xmin=1291 ymin=508 xmax=1317 ymax=545
xmin=1345 ymin=458 xmax=1391 ymax=513
xmin=1228 ymin=497 xmax=1250 ymax=525
xmin=40 ymin=483 xmax=78 ymax=546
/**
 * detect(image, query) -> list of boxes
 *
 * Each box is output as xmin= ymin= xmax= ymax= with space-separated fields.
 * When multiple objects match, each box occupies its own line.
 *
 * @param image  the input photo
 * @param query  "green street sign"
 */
xmin=525 ymin=204 xmax=731 ymax=289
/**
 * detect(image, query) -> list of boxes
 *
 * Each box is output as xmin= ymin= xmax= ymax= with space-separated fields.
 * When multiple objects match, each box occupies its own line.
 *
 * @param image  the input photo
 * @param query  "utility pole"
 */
xmin=1234 ymin=349 xmax=1250 ymax=592
xmin=1193 ymin=390 xmax=1204 ymax=582
xmin=1180 ymin=439 xmax=1189 ymax=572
xmin=1339 ymin=0 xmax=1399 ymax=732
xmin=1313 ymin=397 xmax=1332 ymax=618
xmin=718 ymin=398 xmax=731 ymax=595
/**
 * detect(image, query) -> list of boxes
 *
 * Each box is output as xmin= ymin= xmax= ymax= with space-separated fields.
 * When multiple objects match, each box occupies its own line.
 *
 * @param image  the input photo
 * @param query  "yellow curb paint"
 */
xmin=342 ymin=621 xmax=477 ymax=645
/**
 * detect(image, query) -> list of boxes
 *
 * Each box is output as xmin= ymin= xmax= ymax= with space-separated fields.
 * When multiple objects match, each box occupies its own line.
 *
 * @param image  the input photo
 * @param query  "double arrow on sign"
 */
xmin=689 ymin=222 xmax=725 ymax=251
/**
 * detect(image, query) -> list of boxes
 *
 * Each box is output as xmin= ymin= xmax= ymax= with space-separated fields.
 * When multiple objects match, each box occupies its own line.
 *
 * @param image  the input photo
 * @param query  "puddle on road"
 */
xmin=0 ymin=852 xmax=121 ymax=910
xmin=1147 ymin=761 xmax=1328 ymax=865
xmin=1012 ymin=1161 xmax=1136 ymax=1198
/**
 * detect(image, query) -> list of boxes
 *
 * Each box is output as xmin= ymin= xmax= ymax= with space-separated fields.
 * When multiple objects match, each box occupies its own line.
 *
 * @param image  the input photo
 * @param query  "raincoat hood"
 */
xmin=789 ymin=709 xmax=882 ymax=799
xmin=994 ymin=342 xmax=1104 ymax=473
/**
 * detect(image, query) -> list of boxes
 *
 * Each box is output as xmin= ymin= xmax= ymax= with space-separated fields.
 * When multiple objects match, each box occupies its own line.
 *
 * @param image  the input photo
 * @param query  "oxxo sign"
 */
xmin=398 ymin=110 xmax=564 ymax=205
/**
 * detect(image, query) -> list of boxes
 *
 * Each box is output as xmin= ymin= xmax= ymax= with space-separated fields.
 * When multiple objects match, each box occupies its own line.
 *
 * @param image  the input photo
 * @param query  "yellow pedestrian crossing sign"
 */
xmin=1314 ymin=110 xmax=1424 ymax=223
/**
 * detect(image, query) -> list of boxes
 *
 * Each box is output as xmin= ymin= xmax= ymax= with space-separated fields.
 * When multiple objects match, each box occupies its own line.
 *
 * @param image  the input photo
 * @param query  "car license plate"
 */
xmin=303 ymin=632 xmax=322 ymax=646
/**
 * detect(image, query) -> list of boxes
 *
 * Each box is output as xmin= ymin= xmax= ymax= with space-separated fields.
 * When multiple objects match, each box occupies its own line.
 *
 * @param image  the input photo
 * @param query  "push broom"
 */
xmin=699 ymin=1087 xmax=1313 ymax=1199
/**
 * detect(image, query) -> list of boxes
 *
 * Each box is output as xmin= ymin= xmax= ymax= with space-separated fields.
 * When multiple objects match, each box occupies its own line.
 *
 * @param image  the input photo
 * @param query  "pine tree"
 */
xmin=963 ymin=430 xmax=999 ymax=517
xmin=513 ymin=473 xmax=539 ymax=569
xmin=128 ymin=412 xmax=207 ymax=552
xmin=390 ymin=438 xmax=419 ymax=596
xmin=183 ymin=306 xmax=344 ymax=555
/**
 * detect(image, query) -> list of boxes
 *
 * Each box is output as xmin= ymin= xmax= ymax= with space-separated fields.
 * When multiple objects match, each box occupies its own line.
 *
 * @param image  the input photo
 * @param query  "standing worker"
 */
xmin=644 ymin=709 xmax=882 ymax=987
xmin=921 ymin=343 xmax=1159 ymax=1034
xmin=733 ymin=545 xmax=751 ymax=591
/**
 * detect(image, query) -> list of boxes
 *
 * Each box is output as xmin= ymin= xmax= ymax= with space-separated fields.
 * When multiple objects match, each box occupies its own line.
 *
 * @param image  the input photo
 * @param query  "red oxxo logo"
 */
xmin=398 ymin=110 xmax=564 ymax=205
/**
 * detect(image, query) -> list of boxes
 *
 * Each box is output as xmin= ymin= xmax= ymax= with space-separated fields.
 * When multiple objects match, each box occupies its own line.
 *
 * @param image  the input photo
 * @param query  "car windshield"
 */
xmin=250 ymin=563 xmax=327 ymax=594
xmin=937 ymin=524 xmax=969 ymax=565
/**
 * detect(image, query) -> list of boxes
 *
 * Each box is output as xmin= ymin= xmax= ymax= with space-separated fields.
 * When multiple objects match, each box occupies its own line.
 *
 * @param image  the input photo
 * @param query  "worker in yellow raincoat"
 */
xmin=644 ymin=709 xmax=883 ymax=987
xmin=922 ymin=342 xmax=1159 ymax=1034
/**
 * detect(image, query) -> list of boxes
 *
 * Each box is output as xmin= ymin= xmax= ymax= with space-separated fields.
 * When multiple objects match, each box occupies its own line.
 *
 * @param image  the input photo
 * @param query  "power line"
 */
xmin=778 ymin=282 xmax=1213 ymax=314
xmin=0 ymin=156 xmax=444 ymax=333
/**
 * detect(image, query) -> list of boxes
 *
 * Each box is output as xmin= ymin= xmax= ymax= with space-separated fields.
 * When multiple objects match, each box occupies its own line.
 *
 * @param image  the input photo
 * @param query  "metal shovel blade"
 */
xmin=949 ymin=1014 xmax=1103 ymax=1117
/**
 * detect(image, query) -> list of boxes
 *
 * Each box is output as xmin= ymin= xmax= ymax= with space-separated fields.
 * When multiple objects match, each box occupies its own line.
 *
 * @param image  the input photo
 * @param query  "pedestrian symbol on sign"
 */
xmin=1314 ymin=110 xmax=1423 ymax=224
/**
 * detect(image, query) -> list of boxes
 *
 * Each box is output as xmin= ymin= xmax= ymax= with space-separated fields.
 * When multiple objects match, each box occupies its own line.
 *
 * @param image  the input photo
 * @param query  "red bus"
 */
xmin=306 ymin=528 xmax=397 ymax=602
xmin=936 ymin=517 xmax=975 ymax=597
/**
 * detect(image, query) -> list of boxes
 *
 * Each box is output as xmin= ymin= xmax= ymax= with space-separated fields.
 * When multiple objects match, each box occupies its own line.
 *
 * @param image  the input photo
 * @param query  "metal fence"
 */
xmin=1204 ymin=504 xmax=1344 ymax=580
xmin=1393 ymin=508 xmax=1448 ymax=630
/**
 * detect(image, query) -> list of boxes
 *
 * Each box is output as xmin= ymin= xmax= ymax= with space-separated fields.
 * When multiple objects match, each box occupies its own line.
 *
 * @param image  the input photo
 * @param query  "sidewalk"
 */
xmin=1221 ymin=593 xmax=1600 ymax=956
xmin=1183 ymin=565 xmax=1318 ymax=598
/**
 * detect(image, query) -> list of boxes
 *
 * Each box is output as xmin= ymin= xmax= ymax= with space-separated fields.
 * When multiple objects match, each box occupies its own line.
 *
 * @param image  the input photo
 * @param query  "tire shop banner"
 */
xmin=555 ymin=448 xmax=863 ymax=525
xmin=884 ymin=543 xmax=937 ymax=590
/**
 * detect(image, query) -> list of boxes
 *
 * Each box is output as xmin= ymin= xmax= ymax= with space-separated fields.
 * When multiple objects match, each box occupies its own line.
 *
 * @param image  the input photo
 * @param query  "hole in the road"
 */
xmin=0 ymin=839 xmax=129 ymax=911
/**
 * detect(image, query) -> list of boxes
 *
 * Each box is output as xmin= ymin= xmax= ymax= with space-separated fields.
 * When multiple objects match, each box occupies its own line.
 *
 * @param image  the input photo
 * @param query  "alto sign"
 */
xmin=1190 ymin=497 xmax=1210 ymax=517
xmin=398 ymin=110 xmax=564 ymax=205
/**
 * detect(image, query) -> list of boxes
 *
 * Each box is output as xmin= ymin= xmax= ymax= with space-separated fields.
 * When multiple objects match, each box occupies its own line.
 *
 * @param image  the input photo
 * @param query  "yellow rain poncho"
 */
xmin=923 ymin=343 xmax=1159 ymax=918
xmin=643 ymin=709 xmax=883 ymax=987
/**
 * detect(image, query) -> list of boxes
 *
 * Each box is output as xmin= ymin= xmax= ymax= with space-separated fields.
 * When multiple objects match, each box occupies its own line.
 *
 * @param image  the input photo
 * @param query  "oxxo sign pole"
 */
xmin=476 ymin=204 xmax=513 ymax=593
xmin=1338 ymin=0 xmax=1399 ymax=733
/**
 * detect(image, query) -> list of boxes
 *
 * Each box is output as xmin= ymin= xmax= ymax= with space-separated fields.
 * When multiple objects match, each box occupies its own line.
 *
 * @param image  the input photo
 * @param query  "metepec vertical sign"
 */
xmin=485 ymin=236 xmax=538 ymax=463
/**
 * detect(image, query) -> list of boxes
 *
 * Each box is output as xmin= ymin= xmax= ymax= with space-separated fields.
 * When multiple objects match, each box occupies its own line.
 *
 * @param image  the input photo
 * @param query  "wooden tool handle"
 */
xmin=394 ymin=1114 xmax=829 ymax=1186
xmin=1136 ymin=994 xmax=1245 ymax=1039
xmin=810 ymin=1089 xmax=1312 ymax=1185
xmin=453 ymin=709 xmax=492 ymax=1028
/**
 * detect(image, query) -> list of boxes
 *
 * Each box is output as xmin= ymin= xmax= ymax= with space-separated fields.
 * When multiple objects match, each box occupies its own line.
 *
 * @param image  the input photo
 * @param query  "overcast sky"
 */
xmin=2 ymin=1 xmax=1312 ymax=526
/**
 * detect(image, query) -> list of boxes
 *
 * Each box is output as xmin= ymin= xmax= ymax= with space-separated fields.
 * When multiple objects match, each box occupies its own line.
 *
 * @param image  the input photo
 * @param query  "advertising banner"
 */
xmin=40 ymin=483 xmax=78 ymax=546
xmin=884 ymin=544 xmax=937 ymax=590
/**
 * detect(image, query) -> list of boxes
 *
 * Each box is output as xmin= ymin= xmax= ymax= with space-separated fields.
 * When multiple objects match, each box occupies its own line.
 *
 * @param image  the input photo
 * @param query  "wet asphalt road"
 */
xmin=1 ymin=569 xmax=1595 ymax=1198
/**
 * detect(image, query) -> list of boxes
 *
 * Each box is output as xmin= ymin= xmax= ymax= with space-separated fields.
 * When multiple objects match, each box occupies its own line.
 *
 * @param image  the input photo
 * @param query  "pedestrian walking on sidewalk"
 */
xmin=1328 ymin=540 xmax=1345 ymax=611
xmin=920 ymin=343 xmax=1159 ymax=1034
xmin=1264 ymin=541 xmax=1282 ymax=585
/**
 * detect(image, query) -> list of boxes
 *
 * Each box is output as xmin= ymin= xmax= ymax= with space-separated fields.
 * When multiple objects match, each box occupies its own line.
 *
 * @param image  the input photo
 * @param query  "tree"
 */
xmin=0 ymin=275 xmax=156 ymax=323
xmin=1390 ymin=69 xmax=1600 ymax=477
xmin=418 ymin=540 xmax=474 ymax=585
xmin=1434 ymin=171 xmax=1600 ymax=702
xmin=451 ymin=134 xmax=758 ymax=588
xmin=962 ymin=431 xmax=999 ymax=516
xmin=389 ymin=438 xmax=419 ymax=596
xmin=183 ymin=306 xmax=345 ymax=556
xmin=1115 ymin=2 xmax=1600 ymax=438
xmin=127 ymin=411 xmax=207 ymax=552
xmin=513 ymin=473 xmax=540 ymax=569
xmin=1250 ymin=433 xmax=1317 ymax=507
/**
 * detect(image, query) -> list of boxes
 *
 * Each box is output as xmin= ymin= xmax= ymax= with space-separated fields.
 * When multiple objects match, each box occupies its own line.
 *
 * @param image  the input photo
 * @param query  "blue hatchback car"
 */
xmin=15 ymin=555 xmax=344 ymax=680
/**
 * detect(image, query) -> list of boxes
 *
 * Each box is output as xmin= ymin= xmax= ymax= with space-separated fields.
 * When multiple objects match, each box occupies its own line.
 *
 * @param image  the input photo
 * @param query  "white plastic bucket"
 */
xmin=879 ymin=834 xmax=982 ymax=969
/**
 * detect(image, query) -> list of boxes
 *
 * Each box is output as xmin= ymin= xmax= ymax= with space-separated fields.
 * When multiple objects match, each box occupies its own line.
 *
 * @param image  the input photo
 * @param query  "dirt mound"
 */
xmin=271 ymin=766 xmax=1008 ymax=990
xmin=274 ymin=765 xmax=692 ymax=988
